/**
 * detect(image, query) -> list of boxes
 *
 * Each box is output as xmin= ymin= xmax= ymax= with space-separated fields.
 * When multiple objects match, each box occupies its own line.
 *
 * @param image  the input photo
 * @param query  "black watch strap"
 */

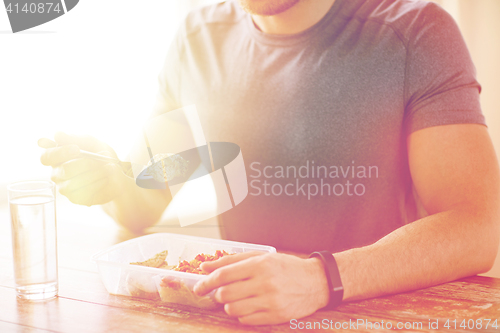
xmin=309 ymin=251 xmax=344 ymax=309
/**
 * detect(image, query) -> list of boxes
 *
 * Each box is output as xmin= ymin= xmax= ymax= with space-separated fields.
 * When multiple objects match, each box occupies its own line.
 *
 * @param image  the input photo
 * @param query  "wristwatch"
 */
xmin=309 ymin=251 xmax=344 ymax=309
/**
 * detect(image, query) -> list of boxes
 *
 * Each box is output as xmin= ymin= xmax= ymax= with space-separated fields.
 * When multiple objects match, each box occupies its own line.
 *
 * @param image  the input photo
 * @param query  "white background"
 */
xmin=0 ymin=0 xmax=219 ymax=199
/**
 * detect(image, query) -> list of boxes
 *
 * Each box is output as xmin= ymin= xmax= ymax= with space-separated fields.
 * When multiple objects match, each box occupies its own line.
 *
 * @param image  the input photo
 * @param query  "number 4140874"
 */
xmin=444 ymin=319 xmax=498 ymax=330
xmin=6 ymin=3 xmax=62 ymax=14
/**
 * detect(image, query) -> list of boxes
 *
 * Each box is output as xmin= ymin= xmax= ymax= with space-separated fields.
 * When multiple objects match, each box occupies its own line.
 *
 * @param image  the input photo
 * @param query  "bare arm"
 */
xmin=101 ymin=177 xmax=171 ymax=233
xmin=335 ymin=123 xmax=500 ymax=301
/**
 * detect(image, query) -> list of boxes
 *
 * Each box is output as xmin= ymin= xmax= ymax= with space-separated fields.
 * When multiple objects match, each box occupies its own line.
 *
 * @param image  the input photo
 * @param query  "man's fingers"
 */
xmin=200 ymin=251 xmax=265 ymax=273
xmin=214 ymin=278 xmax=261 ymax=304
xmin=90 ymin=167 xmax=123 ymax=204
xmin=194 ymin=253 xmax=265 ymax=296
xmin=64 ymin=177 xmax=110 ymax=206
xmin=58 ymin=164 xmax=112 ymax=196
xmin=53 ymin=158 xmax=105 ymax=181
xmin=38 ymin=138 xmax=57 ymax=149
xmin=40 ymin=145 xmax=80 ymax=166
xmin=54 ymin=132 xmax=110 ymax=154
xmin=223 ymin=296 xmax=266 ymax=317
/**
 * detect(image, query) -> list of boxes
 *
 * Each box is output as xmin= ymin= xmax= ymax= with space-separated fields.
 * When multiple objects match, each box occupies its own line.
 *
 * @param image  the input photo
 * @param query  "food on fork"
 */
xmin=145 ymin=153 xmax=189 ymax=183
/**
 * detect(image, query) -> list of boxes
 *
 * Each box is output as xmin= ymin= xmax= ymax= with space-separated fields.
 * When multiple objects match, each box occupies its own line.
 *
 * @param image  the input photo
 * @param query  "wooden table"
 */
xmin=1 ymin=200 xmax=500 ymax=333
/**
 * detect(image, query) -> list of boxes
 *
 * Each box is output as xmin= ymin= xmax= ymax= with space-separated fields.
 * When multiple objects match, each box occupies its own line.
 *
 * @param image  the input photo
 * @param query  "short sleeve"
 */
xmin=150 ymin=25 xmax=185 ymax=118
xmin=403 ymin=2 xmax=485 ymax=135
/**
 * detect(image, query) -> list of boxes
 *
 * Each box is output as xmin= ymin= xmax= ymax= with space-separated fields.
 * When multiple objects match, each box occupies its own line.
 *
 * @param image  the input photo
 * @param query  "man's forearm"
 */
xmin=334 ymin=205 xmax=499 ymax=302
xmin=102 ymin=177 xmax=170 ymax=233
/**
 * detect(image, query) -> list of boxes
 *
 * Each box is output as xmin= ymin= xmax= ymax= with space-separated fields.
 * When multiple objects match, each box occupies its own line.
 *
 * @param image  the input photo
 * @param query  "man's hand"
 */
xmin=193 ymin=252 xmax=329 ymax=325
xmin=40 ymin=132 xmax=131 ymax=206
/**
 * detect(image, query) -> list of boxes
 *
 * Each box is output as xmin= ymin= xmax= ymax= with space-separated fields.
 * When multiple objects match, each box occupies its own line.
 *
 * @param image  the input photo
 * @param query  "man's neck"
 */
xmin=252 ymin=0 xmax=336 ymax=35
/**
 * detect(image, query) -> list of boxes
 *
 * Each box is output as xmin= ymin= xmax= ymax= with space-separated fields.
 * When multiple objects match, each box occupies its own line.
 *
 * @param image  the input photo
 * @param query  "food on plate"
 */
xmin=130 ymin=250 xmax=174 ymax=270
xmin=126 ymin=271 xmax=161 ymax=300
xmin=127 ymin=249 xmax=231 ymax=306
xmin=130 ymin=249 xmax=230 ymax=272
xmin=145 ymin=153 xmax=189 ymax=183
xmin=171 ymin=250 xmax=230 ymax=274
xmin=159 ymin=276 xmax=218 ymax=309
xmin=157 ymin=250 xmax=231 ymax=308
xmin=127 ymin=250 xmax=170 ymax=299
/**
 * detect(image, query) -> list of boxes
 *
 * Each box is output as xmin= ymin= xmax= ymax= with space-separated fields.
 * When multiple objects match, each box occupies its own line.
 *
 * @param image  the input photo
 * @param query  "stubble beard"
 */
xmin=237 ymin=0 xmax=301 ymax=16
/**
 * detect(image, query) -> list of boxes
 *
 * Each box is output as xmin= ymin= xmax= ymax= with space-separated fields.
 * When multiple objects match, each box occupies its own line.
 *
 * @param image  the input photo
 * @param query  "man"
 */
xmin=41 ymin=0 xmax=500 ymax=325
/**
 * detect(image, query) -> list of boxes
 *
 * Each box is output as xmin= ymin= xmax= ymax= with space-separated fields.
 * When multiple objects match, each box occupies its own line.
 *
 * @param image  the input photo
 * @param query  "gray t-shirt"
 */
xmin=153 ymin=0 xmax=485 ymax=253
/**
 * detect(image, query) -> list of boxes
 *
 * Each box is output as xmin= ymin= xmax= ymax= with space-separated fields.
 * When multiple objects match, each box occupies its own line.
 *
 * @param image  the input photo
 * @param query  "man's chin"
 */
xmin=237 ymin=0 xmax=300 ymax=16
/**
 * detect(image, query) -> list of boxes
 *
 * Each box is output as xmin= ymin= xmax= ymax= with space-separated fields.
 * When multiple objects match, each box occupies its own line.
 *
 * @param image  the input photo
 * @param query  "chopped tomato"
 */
xmin=171 ymin=250 xmax=230 ymax=275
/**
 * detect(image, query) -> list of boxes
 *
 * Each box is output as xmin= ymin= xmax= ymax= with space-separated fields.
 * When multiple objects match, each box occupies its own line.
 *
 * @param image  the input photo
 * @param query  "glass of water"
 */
xmin=8 ymin=181 xmax=58 ymax=300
